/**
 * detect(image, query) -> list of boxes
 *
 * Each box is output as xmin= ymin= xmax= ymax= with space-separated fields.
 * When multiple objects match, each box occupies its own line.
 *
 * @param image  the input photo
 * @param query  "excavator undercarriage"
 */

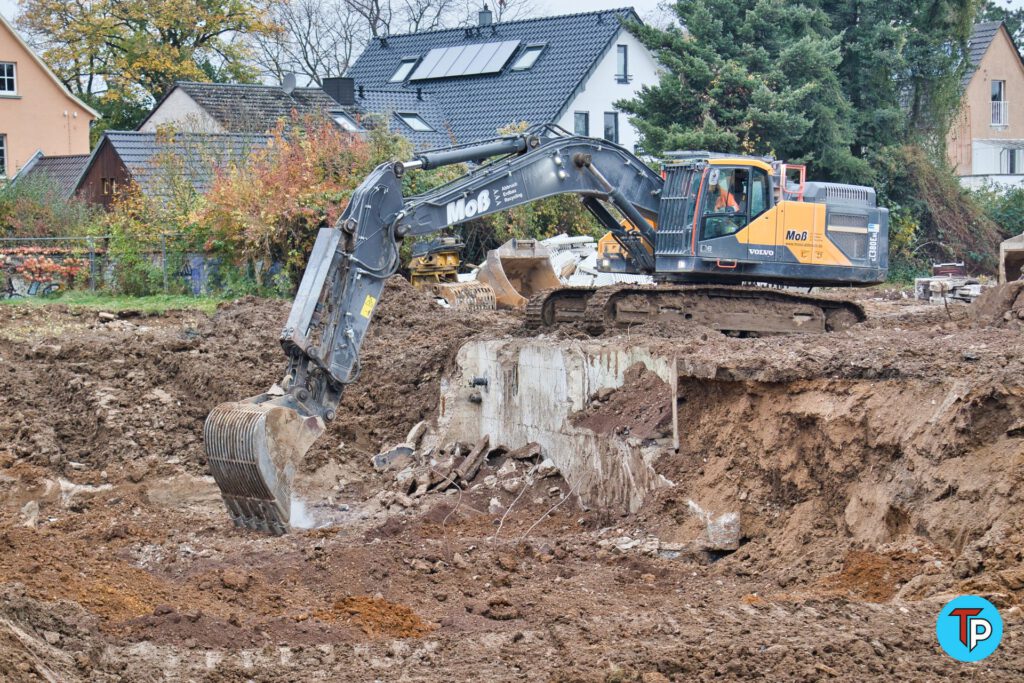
xmin=525 ymin=284 xmax=864 ymax=335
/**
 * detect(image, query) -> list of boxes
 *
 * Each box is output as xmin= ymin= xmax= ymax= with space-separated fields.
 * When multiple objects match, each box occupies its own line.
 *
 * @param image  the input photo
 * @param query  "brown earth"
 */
xmin=0 ymin=278 xmax=1022 ymax=681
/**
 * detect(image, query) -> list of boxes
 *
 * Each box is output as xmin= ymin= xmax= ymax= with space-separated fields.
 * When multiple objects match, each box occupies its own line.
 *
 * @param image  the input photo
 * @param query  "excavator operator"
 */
xmin=714 ymin=177 xmax=740 ymax=213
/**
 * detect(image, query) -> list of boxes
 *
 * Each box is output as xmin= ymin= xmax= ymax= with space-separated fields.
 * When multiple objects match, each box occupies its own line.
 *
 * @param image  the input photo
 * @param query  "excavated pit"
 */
xmin=0 ymin=278 xmax=1023 ymax=680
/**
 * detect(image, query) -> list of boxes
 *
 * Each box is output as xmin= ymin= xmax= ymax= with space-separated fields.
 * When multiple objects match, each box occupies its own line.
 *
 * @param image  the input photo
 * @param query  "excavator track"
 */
xmin=524 ymin=286 xmax=596 ymax=327
xmin=528 ymin=284 xmax=865 ymax=336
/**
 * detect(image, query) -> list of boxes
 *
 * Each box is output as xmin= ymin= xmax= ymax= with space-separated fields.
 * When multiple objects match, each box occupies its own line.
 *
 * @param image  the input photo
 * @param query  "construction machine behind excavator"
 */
xmin=204 ymin=124 xmax=889 ymax=534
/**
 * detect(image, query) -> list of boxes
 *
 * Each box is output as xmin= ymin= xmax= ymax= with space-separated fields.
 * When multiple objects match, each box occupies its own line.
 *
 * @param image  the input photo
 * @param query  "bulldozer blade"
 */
xmin=204 ymin=400 xmax=325 ymax=535
xmin=432 ymin=281 xmax=497 ymax=310
xmin=475 ymin=239 xmax=562 ymax=310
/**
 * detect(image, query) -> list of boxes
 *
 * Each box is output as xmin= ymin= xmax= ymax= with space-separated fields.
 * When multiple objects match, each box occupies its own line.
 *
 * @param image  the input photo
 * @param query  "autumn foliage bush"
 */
xmin=197 ymin=117 xmax=404 ymax=285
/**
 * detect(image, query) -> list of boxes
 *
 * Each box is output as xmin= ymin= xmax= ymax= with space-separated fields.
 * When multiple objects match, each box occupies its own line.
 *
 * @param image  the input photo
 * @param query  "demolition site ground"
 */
xmin=1 ymin=278 xmax=1023 ymax=681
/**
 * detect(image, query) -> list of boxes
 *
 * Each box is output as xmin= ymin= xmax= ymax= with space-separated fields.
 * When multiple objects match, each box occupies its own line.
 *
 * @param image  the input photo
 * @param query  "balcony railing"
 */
xmin=992 ymin=100 xmax=1009 ymax=126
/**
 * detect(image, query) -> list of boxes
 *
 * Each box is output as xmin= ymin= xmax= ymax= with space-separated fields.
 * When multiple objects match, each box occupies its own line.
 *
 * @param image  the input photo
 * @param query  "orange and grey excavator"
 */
xmin=204 ymin=124 xmax=889 ymax=533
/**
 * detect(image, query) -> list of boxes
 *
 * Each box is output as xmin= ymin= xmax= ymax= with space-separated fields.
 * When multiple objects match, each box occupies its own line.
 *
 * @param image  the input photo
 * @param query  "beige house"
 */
xmin=0 ymin=14 xmax=98 ymax=177
xmin=948 ymin=21 xmax=1024 ymax=189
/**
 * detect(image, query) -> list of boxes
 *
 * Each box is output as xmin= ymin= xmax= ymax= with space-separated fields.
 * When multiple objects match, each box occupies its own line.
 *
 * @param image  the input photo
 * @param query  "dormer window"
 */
xmin=390 ymin=57 xmax=419 ymax=82
xmin=398 ymin=113 xmax=434 ymax=132
xmin=0 ymin=63 xmax=16 ymax=95
xmin=511 ymin=44 xmax=546 ymax=71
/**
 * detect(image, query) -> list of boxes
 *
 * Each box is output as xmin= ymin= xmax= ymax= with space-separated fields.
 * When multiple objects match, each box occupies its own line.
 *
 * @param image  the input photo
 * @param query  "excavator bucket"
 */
xmin=432 ymin=281 xmax=497 ymax=310
xmin=204 ymin=399 xmax=325 ymax=535
xmin=474 ymin=239 xmax=562 ymax=310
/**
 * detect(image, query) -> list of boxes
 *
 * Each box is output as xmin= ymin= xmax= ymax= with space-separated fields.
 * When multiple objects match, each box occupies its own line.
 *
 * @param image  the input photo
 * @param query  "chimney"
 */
xmin=478 ymin=3 xmax=492 ymax=27
xmin=322 ymin=77 xmax=355 ymax=106
xmin=281 ymin=72 xmax=297 ymax=95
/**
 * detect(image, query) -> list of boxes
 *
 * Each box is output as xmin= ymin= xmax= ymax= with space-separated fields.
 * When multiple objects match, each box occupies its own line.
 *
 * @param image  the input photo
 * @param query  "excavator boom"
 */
xmin=204 ymin=126 xmax=664 ymax=532
xmin=204 ymin=124 xmax=886 ymax=533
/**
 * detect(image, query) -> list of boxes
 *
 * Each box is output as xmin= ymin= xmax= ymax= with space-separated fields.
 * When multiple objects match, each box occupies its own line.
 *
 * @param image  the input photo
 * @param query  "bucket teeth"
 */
xmin=203 ymin=400 xmax=325 ymax=535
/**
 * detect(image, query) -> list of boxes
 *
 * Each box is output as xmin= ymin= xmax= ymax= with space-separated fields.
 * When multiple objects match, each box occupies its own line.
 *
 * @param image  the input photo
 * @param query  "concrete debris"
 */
xmin=58 ymin=478 xmax=113 ymax=508
xmin=496 ymin=460 xmax=517 ymax=478
xmin=914 ymin=275 xmax=988 ymax=304
xmin=500 ymin=477 xmax=522 ymax=494
xmin=405 ymin=421 xmax=429 ymax=448
xmin=20 ymin=500 xmax=39 ymax=528
xmin=372 ymin=444 xmax=416 ymax=472
xmin=687 ymin=500 xmax=742 ymax=551
xmin=454 ymin=435 xmax=490 ymax=483
xmin=506 ymin=442 xmax=542 ymax=460
xmin=535 ymin=458 xmax=559 ymax=478
xmin=488 ymin=497 xmax=504 ymax=515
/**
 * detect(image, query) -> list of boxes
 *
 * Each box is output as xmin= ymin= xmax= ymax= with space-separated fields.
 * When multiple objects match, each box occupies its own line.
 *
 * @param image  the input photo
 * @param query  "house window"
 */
xmin=603 ymin=112 xmax=619 ymax=143
xmin=397 ymin=113 xmax=434 ymax=132
xmin=102 ymin=178 xmax=118 ymax=195
xmin=615 ymin=45 xmax=629 ymax=83
xmin=0 ymin=135 xmax=6 ymax=177
xmin=992 ymin=80 xmax=1008 ymax=126
xmin=1004 ymin=148 xmax=1022 ymax=174
xmin=512 ymin=44 xmax=545 ymax=71
xmin=333 ymin=113 xmax=360 ymax=132
xmin=390 ymin=58 xmax=419 ymax=82
xmin=0 ymin=63 xmax=15 ymax=94
xmin=574 ymin=112 xmax=589 ymax=136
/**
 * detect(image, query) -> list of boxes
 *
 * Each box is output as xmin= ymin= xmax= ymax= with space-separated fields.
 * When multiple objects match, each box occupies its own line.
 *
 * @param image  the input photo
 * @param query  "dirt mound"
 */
xmin=572 ymin=362 xmax=673 ymax=440
xmin=315 ymin=596 xmax=436 ymax=638
xmin=0 ymin=277 xmax=516 ymax=480
xmin=970 ymin=280 xmax=1024 ymax=328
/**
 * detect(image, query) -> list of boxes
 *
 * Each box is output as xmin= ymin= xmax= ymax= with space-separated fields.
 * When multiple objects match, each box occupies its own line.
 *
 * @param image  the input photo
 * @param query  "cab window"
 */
xmin=701 ymin=167 xmax=749 ymax=239
xmin=750 ymin=168 xmax=770 ymax=220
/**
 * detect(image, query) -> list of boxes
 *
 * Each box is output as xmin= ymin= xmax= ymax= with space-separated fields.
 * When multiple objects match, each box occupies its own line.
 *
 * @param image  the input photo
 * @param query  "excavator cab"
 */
xmin=647 ymin=154 xmax=887 ymax=286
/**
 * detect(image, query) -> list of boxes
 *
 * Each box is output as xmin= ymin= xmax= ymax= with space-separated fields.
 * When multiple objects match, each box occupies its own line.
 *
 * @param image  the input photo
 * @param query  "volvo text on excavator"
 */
xmin=203 ymin=124 xmax=889 ymax=534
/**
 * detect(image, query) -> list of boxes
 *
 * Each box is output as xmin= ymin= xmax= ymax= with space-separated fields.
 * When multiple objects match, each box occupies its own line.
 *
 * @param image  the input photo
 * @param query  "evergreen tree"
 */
xmin=619 ymin=0 xmax=868 ymax=181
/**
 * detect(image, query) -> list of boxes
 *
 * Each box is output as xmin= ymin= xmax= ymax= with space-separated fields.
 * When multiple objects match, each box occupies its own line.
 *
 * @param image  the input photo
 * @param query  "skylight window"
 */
xmin=511 ymin=44 xmax=545 ymax=71
xmin=390 ymin=57 xmax=419 ymax=82
xmin=398 ymin=113 xmax=434 ymax=132
xmin=334 ymin=113 xmax=360 ymax=132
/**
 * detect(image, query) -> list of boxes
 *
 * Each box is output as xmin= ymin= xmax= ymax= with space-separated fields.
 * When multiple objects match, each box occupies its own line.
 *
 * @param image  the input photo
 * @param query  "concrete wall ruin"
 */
xmin=435 ymin=338 xmax=677 ymax=513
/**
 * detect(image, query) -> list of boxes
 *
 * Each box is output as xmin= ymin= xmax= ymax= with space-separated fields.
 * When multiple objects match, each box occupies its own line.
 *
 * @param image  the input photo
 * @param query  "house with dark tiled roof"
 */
xmin=345 ymin=6 xmax=660 ymax=151
xmin=138 ymin=78 xmax=451 ymax=149
xmin=948 ymin=21 xmax=1024 ymax=189
xmin=73 ymin=131 xmax=271 ymax=209
xmin=13 ymin=151 xmax=91 ymax=199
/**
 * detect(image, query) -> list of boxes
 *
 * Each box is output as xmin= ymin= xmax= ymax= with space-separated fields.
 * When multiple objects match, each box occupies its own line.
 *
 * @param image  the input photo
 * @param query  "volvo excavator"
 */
xmin=204 ymin=124 xmax=889 ymax=534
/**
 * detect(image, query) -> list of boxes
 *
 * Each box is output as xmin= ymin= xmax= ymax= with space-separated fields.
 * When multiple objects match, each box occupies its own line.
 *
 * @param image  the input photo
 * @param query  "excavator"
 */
xmin=204 ymin=124 xmax=889 ymax=534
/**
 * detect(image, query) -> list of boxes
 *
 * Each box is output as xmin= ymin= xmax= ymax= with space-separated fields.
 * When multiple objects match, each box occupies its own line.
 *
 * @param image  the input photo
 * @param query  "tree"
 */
xmin=250 ymin=0 xmax=366 ymax=85
xmin=619 ymin=1 xmax=868 ymax=181
xmin=17 ymin=0 xmax=274 ymax=130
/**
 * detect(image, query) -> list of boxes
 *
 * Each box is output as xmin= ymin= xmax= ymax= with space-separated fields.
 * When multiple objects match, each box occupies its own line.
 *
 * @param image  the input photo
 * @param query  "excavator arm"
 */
xmin=203 ymin=125 xmax=664 ymax=533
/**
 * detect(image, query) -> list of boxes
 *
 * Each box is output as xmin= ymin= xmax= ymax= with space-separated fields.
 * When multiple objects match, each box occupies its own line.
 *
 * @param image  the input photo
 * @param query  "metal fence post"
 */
xmin=161 ymin=234 xmax=168 ymax=293
xmin=88 ymin=237 xmax=96 ymax=292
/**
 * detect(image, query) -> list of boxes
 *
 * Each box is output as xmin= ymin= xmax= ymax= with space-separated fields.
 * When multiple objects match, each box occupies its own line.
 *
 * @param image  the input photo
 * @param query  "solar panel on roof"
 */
xmin=410 ymin=49 xmax=444 ymax=80
xmin=463 ymin=42 xmax=502 ymax=75
xmin=482 ymin=41 xmax=521 ymax=73
xmin=429 ymin=44 xmax=466 ymax=78
xmin=409 ymin=40 xmax=521 ymax=80
xmin=445 ymin=43 xmax=486 ymax=77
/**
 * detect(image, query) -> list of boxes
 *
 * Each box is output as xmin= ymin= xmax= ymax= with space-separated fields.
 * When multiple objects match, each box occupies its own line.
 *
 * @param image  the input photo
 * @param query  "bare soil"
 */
xmin=0 ymin=278 xmax=1023 ymax=681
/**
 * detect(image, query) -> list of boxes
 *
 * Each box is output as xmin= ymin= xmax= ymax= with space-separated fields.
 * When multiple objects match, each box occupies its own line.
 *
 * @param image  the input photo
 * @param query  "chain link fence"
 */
xmin=0 ymin=234 xmax=227 ymax=298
